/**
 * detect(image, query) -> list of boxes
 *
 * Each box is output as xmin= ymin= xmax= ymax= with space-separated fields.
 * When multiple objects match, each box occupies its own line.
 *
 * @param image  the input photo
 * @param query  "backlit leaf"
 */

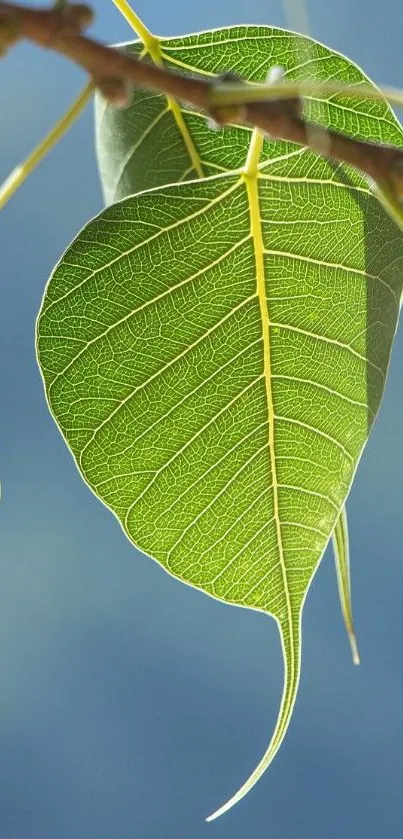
xmin=39 ymin=26 xmax=403 ymax=819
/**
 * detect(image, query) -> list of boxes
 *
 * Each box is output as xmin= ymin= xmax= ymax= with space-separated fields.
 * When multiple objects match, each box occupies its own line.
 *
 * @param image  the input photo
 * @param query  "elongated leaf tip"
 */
xmin=349 ymin=631 xmax=360 ymax=666
xmin=205 ymin=619 xmax=301 ymax=821
xmin=206 ymin=798 xmax=238 ymax=822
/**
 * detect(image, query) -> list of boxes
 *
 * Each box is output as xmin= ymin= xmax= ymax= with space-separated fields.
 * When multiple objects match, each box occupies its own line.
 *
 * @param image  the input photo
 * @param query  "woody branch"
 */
xmin=1 ymin=0 xmax=403 ymax=204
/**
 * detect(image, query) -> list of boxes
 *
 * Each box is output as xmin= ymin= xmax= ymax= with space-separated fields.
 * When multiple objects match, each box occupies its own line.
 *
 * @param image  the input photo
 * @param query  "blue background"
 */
xmin=1 ymin=1 xmax=403 ymax=836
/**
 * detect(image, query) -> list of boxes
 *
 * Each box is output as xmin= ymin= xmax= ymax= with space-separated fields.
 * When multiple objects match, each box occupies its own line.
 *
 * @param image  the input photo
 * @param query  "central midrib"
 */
xmin=243 ymin=136 xmax=294 ymax=666
xmin=202 ymin=134 xmax=302 ymax=819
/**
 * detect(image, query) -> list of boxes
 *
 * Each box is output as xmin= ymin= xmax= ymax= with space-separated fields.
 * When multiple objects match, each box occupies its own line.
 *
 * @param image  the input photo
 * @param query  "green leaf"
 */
xmin=39 ymin=26 xmax=403 ymax=819
xmin=332 ymin=505 xmax=360 ymax=665
xmin=98 ymin=20 xmax=368 ymax=677
xmin=95 ymin=26 xmax=403 ymax=205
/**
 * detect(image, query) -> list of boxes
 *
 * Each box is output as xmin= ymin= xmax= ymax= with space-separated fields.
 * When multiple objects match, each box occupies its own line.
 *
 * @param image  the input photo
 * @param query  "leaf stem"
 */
xmin=111 ymin=0 xmax=204 ymax=178
xmin=0 ymin=80 xmax=93 ymax=211
xmin=111 ymin=0 xmax=158 ymax=56
xmin=244 ymin=127 xmax=264 ymax=178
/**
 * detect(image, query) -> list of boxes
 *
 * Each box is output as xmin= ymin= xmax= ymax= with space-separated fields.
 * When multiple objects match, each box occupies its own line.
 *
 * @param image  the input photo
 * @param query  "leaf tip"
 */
xmin=204 ymin=617 xmax=302 ymax=821
xmin=205 ymin=803 xmax=231 ymax=822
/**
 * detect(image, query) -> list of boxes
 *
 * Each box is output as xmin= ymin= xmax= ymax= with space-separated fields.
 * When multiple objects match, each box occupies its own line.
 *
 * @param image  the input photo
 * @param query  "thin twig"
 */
xmin=1 ymin=1 xmax=403 ymax=220
xmin=0 ymin=80 xmax=94 ymax=210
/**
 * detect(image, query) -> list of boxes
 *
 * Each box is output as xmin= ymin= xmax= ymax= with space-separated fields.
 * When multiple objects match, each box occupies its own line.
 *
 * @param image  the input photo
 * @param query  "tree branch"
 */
xmin=1 ymin=0 xmax=403 ymax=219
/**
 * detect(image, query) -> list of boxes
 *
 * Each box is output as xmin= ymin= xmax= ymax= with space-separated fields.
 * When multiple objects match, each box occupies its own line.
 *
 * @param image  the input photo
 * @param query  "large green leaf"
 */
xmin=38 ymin=26 xmax=403 ymax=819
xmin=96 ymin=22 xmax=371 ymax=663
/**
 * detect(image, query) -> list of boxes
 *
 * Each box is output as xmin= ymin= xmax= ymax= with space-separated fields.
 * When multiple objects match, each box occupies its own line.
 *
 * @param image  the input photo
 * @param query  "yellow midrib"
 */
xmin=112 ymin=0 xmax=204 ymax=179
xmin=207 ymin=134 xmax=300 ymax=821
xmin=243 ymin=131 xmax=294 ymax=692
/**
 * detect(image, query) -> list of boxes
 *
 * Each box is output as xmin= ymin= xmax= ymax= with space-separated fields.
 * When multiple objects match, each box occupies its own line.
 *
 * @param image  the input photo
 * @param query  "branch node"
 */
xmin=389 ymin=156 xmax=403 ymax=203
xmin=96 ymin=77 xmax=131 ymax=108
xmin=63 ymin=4 xmax=94 ymax=31
xmin=46 ymin=4 xmax=94 ymax=40
xmin=207 ymin=72 xmax=248 ymax=127
xmin=0 ymin=10 xmax=21 ymax=55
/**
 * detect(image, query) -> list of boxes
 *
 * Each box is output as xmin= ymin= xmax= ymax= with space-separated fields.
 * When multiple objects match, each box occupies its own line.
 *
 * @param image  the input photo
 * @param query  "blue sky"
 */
xmin=0 ymin=1 xmax=403 ymax=837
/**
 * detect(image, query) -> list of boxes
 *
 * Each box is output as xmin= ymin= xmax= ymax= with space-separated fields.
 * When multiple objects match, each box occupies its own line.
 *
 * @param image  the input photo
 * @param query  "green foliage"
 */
xmin=37 ymin=25 xmax=403 ymax=818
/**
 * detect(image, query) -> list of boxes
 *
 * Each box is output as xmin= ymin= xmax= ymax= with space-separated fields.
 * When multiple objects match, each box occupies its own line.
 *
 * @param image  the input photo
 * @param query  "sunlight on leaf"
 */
xmin=39 ymin=25 xmax=403 ymax=819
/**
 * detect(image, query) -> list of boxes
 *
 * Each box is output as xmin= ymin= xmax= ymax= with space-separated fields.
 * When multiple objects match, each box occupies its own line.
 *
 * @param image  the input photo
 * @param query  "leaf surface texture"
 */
xmin=39 ymin=26 xmax=403 ymax=817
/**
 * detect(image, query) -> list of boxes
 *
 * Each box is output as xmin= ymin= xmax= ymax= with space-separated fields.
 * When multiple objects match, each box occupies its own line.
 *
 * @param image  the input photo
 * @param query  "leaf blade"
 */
xmin=39 ymin=25 xmax=403 ymax=817
xmin=37 ymin=166 xmax=403 ymax=813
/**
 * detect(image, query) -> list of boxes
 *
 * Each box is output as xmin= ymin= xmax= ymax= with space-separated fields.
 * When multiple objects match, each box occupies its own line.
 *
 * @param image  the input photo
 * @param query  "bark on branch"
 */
xmin=1 ymin=0 xmax=403 ymax=214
